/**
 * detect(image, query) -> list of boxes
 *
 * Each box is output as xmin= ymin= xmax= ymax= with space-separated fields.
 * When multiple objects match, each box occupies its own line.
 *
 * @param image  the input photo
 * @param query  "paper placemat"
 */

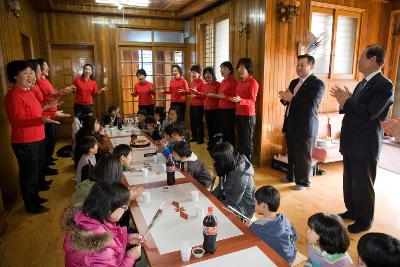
xmin=185 ymin=246 xmax=276 ymax=267
xmin=124 ymin=164 xmax=185 ymax=185
xmin=137 ymin=183 xmax=243 ymax=254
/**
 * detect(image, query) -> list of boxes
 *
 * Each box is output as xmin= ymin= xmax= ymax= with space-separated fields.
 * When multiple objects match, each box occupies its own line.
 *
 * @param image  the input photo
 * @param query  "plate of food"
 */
xmin=130 ymin=138 xmax=151 ymax=148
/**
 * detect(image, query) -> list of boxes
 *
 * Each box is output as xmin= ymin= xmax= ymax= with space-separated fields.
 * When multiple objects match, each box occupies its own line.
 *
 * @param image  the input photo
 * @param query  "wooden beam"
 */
xmin=179 ymin=0 xmax=221 ymax=18
xmin=310 ymin=1 xmax=366 ymax=13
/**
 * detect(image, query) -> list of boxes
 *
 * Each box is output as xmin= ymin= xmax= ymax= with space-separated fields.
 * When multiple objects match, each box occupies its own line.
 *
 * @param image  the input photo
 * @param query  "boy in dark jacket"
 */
xmin=144 ymin=116 xmax=161 ymax=141
xmin=173 ymin=141 xmax=212 ymax=188
xmin=250 ymin=185 xmax=297 ymax=265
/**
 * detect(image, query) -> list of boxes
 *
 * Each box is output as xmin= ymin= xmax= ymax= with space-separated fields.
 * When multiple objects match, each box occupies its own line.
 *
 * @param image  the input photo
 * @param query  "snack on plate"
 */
xmin=130 ymin=138 xmax=151 ymax=148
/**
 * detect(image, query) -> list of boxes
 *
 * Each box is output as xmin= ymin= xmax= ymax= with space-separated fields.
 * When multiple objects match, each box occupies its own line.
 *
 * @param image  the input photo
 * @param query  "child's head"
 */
xmin=108 ymin=106 xmax=119 ymax=117
xmin=168 ymin=107 xmax=179 ymax=123
xmin=163 ymin=124 xmax=175 ymax=142
xmin=307 ymin=213 xmax=350 ymax=255
xmin=81 ymin=115 xmax=100 ymax=133
xmin=145 ymin=116 xmax=157 ymax=132
xmin=173 ymin=141 xmax=191 ymax=161
xmin=80 ymin=136 xmax=98 ymax=155
xmin=82 ymin=182 xmax=130 ymax=223
xmin=171 ymin=125 xmax=188 ymax=142
xmin=112 ymin=144 xmax=133 ymax=166
xmin=136 ymin=109 xmax=147 ymax=122
xmin=357 ymin=232 xmax=400 ymax=267
xmin=155 ymin=106 xmax=166 ymax=122
xmin=90 ymin=153 xmax=122 ymax=184
xmin=254 ymin=185 xmax=280 ymax=215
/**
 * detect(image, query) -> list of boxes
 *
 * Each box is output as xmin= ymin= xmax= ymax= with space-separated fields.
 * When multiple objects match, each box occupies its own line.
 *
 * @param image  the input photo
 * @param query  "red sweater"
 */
xmin=235 ymin=76 xmax=259 ymax=116
xmin=219 ymin=75 xmax=237 ymax=109
xmin=74 ymin=76 xmax=98 ymax=105
xmin=165 ymin=77 xmax=189 ymax=103
xmin=198 ymin=81 xmax=220 ymax=110
xmin=190 ymin=78 xmax=206 ymax=106
xmin=5 ymin=85 xmax=45 ymax=143
xmin=132 ymin=80 xmax=154 ymax=105
xmin=37 ymin=76 xmax=62 ymax=119
xmin=31 ymin=83 xmax=44 ymax=104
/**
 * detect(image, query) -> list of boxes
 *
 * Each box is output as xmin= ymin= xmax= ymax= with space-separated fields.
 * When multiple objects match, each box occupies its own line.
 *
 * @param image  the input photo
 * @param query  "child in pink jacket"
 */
xmin=63 ymin=182 xmax=143 ymax=267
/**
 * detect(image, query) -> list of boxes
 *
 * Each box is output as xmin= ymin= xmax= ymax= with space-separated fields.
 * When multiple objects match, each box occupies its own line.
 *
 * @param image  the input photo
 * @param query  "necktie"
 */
xmin=286 ymin=79 xmax=303 ymax=117
xmin=352 ymin=79 xmax=367 ymax=100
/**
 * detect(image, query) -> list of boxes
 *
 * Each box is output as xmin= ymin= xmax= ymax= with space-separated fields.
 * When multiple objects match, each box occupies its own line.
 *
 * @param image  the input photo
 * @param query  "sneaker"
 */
xmin=292 ymin=184 xmax=306 ymax=190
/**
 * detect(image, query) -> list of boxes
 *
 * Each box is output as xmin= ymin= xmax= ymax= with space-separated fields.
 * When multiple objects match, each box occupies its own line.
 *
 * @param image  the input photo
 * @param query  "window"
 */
xmin=215 ymin=19 xmax=230 ymax=81
xmin=204 ymin=23 xmax=214 ymax=68
xmin=310 ymin=6 xmax=361 ymax=79
xmin=201 ymin=18 xmax=230 ymax=81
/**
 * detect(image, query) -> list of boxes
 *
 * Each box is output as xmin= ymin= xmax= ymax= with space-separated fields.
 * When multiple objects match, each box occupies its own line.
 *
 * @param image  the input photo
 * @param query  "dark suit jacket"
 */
xmin=340 ymin=72 xmax=394 ymax=160
xmin=101 ymin=114 xmax=118 ymax=126
xmin=282 ymin=74 xmax=325 ymax=140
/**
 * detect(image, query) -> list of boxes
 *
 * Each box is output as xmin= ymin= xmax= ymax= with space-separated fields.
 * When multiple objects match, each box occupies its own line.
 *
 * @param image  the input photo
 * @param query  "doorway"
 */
xmin=50 ymin=44 xmax=94 ymax=138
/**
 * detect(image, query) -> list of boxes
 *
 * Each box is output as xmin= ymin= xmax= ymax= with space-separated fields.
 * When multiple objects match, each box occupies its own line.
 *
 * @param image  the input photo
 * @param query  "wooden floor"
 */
xmin=1 ymin=141 xmax=399 ymax=267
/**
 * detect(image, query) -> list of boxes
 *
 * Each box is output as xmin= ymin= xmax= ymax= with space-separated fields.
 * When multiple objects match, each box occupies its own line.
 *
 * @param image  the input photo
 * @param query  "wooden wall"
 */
xmin=35 ymin=12 xmax=185 ymax=118
xmin=258 ymin=0 xmax=392 ymax=166
xmin=0 ymin=0 xmax=42 ymax=233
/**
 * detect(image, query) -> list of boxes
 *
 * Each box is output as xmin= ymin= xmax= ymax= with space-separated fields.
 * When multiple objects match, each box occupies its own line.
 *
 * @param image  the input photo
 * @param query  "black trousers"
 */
xmin=343 ymin=156 xmax=377 ymax=226
xmin=45 ymin=123 xmax=57 ymax=163
xmin=205 ymin=109 xmax=220 ymax=144
xmin=139 ymin=104 xmax=154 ymax=116
xmin=219 ymin=109 xmax=236 ymax=147
xmin=236 ymin=115 xmax=256 ymax=161
xmin=74 ymin=103 xmax=93 ymax=115
xmin=12 ymin=140 xmax=44 ymax=212
xmin=285 ymin=134 xmax=315 ymax=187
xmin=190 ymin=105 xmax=204 ymax=141
xmin=171 ymin=102 xmax=186 ymax=121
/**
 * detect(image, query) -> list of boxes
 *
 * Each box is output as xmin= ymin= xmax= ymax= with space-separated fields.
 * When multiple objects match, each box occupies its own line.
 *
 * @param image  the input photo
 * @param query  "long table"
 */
xmin=108 ymin=125 xmax=289 ymax=267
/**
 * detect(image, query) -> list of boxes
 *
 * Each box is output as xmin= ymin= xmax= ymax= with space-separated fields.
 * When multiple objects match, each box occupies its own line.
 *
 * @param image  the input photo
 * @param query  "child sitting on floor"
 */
xmin=305 ymin=213 xmax=353 ymax=267
xmin=113 ymin=144 xmax=133 ymax=172
xmin=355 ymin=232 xmax=400 ymax=267
xmin=173 ymin=141 xmax=212 ymax=188
xmin=249 ymin=185 xmax=297 ymax=265
xmin=75 ymin=136 xmax=98 ymax=184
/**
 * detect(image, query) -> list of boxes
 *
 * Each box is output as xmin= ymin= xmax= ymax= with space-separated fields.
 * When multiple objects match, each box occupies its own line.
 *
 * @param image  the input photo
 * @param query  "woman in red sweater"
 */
xmin=131 ymin=68 xmax=155 ymax=116
xmin=5 ymin=60 xmax=59 ymax=213
xmin=193 ymin=67 xmax=220 ymax=151
xmin=230 ymin=58 xmax=259 ymax=161
xmin=74 ymin=63 xmax=107 ymax=115
xmin=188 ymin=64 xmax=205 ymax=144
xmin=162 ymin=64 xmax=189 ymax=121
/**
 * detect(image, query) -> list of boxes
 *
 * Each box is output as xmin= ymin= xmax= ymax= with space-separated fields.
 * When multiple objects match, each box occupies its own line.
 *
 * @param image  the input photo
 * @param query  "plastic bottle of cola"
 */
xmin=166 ymin=154 xmax=176 ymax=185
xmin=203 ymin=206 xmax=218 ymax=254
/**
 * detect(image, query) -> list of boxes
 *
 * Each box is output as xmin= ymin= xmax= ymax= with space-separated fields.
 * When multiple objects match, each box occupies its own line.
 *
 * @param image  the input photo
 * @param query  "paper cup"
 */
xmin=143 ymin=191 xmax=151 ymax=203
xmin=195 ymin=205 xmax=205 ymax=218
xmin=190 ymin=190 xmax=199 ymax=202
xmin=180 ymin=241 xmax=191 ymax=262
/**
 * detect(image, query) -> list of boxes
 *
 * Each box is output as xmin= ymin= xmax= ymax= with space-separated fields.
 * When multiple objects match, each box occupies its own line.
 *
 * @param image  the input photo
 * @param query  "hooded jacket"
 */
xmin=63 ymin=207 xmax=135 ymax=267
xmin=212 ymin=154 xmax=256 ymax=219
xmin=176 ymin=152 xmax=212 ymax=188
xmin=250 ymin=214 xmax=297 ymax=264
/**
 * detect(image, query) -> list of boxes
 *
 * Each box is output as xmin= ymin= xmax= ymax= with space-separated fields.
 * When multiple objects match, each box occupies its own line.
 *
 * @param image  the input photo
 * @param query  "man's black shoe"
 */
xmin=338 ymin=211 xmax=355 ymax=220
xmin=27 ymin=205 xmax=49 ymax=214
xmin=45 ymin=167 xmax=58 ymax=176
xmin=347 ymin=222 xmax=371 ymax=234
xmin=39 ymin=185 xmax=50 ymax=191
xmin=190 ymin=138 xmax=198 ymax=142
xmin=38 ymin=196 xmax=48 ymax=203
xmin=48 ymin=161 xmax=56 ymax=166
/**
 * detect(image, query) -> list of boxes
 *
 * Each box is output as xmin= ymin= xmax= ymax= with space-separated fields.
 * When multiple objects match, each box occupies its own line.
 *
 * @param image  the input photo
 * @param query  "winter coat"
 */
xmin=63 ymin=207 xmax=136 ymax=267
xmin=212 ymin=154 xmax=256 ymax=219
xmin=176 ymin=153 xmax=212 ymax=188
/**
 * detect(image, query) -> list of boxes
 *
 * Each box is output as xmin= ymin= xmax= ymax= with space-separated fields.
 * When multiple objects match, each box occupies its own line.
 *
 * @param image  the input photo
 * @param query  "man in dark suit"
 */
xmin=279 ymin=54 xmax=325 ymax=190
xmin=330 ymin=44 xmax=394 ymax=233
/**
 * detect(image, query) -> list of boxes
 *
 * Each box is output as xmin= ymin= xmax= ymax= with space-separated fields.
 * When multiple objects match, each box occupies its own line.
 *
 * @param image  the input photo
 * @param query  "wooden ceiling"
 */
xmin=30 ymin=0 xmax=223 ymax=19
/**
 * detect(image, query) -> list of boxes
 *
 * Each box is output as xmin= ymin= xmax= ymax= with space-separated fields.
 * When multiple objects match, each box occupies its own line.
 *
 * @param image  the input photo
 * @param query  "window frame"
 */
xmin=310 ymin=5 xmax=361 ymax=80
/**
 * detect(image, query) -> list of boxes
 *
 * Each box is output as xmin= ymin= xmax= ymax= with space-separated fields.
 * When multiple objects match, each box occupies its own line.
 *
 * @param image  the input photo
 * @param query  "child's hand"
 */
xmin=127 ymin=244 xmax=142 ymax=260
xmin=128 ymin=233 xmax=144 ymax=245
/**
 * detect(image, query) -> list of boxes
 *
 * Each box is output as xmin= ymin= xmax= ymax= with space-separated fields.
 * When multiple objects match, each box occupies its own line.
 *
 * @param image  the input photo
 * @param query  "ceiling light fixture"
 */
xmin=95 ymin=0 xmax=150 ymax=8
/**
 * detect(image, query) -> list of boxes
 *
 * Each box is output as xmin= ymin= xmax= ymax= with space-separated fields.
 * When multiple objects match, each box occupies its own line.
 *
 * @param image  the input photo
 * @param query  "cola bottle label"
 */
xmin=166 ymin=165 xmax=175 ymax=172
xmin=203 ymin=226 xmax=218 ymax=235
